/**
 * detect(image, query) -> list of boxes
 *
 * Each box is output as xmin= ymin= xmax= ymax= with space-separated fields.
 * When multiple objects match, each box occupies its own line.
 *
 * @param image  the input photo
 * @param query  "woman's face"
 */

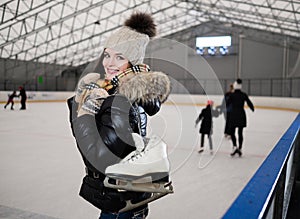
xmin=102 ymin=48 xmax=130 ymax=80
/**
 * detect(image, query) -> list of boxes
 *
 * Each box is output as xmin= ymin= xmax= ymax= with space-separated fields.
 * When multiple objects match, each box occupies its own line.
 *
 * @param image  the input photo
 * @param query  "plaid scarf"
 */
xmin=101 ymin=64 xmax=150 ymax=92
xmin=78 ymin=64 xmax=150 ymax=115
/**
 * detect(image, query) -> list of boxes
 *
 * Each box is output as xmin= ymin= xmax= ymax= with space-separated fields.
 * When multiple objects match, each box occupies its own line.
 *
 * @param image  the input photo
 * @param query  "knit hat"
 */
xmin=103 ymin=12 xmax=156 ymax=65
xmin=233 ymin=78 xmax=242 ymax=90
xmin=207 ymin=100 xmax=214 ymax=106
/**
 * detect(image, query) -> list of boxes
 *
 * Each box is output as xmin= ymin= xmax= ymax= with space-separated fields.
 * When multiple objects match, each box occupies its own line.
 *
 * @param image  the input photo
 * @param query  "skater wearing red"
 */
xmin=4 ymin=91 xmax=17 ymax=110
xmin=227 ymin=79 xmax=254 ymax=157
xmin=67 ymin=12 xmax=171 ymax=219
xmin=195 ymin=100 xmax=219 ymax=154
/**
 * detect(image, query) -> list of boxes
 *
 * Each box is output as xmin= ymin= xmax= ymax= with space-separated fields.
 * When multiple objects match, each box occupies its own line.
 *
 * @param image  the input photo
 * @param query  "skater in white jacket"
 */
xmin=68 ymin=12 xmax=172 ymax=219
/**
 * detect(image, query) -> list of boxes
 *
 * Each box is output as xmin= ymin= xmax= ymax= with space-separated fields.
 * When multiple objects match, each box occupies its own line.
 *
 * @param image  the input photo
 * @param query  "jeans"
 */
xmin=99 ymin=207 xmax=148 ymax=219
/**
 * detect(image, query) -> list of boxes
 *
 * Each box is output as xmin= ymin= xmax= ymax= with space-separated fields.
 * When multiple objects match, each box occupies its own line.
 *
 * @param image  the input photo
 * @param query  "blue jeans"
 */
xmin=99 ymin=207 xmax=148 ymax=219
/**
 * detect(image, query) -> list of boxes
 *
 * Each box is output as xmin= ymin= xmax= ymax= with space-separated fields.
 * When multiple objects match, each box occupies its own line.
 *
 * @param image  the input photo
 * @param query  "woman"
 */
xmin=68 ymin=12 xmax=171 ymax=219
xmin=227 ymin=79 xmax=254 ymax=157
xmin=18 ymin=86 xmax=27 ymax=110
xmin=222 ymin=84 xmax=234 ymax=138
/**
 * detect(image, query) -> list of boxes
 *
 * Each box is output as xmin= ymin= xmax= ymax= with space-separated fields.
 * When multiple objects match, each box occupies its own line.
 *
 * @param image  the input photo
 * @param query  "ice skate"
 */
xmin=230 ymin=146 xmax=238 ymax=156
xmin=104 ymin=134 xmax=173 ymax=194
xmin=198 ymin=148 xmax=204 ymax=153
xmin=237 ymin=149 xmax=242 ymax=157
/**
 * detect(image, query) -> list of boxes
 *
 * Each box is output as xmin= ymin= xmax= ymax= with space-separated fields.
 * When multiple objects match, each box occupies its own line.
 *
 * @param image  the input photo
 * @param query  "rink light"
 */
xmin=196 ymin=36 xmax=231 ymax=56
xmin=208 ymin=47 xmax=216 ymax=56
xmin=196 ymin=47 xmax=204 ymax=55
xmin=220 ymin=46 xmax=228 ymax=55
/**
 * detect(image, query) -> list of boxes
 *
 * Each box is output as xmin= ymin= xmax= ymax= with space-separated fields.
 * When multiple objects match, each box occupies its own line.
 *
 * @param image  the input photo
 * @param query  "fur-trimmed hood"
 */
xmin=118 ymin=71 xmax=171 ymax=104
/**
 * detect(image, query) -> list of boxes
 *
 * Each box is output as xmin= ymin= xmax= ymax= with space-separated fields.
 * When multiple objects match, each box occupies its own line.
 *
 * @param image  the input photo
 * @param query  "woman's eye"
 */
xmin=117 ymin=55 xmax=125 ymax=60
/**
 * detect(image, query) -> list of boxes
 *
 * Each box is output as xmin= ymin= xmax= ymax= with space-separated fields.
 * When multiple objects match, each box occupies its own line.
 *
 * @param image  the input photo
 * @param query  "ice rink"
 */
xmin=0 ymin=100 xmax=298 ymax=219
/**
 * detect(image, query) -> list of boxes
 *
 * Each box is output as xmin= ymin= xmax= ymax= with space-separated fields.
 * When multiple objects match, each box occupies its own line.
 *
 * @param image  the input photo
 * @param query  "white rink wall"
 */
xmin=0 ymin=91 xmax=299 ymax=111
xmin=0 ymin=91 xmax=75 ymax=102
xmin=167 ymin=94 xmax=300 ymax=112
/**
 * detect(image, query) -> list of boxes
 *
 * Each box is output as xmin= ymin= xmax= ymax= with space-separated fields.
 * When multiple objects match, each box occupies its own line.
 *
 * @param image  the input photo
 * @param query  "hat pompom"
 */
xmin=124 ymin=12 xmax=156 ymax=38
xmin=233 ymin=78 xmax=242 ymax=90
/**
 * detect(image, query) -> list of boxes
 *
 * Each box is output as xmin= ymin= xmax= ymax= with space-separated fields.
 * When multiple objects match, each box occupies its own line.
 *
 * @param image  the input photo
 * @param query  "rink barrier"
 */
xmin=0 ymin=92 xmax=299 ymax=112
xmin=0 ymin=91 xmax=74 ymax=103
xmin=222 ymin=113 xmax=300 ymax=219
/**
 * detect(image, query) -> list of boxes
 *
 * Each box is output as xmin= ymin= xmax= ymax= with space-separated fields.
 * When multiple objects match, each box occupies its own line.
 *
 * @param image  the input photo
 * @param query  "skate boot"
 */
xmin=237 ymin=148 xmax=242 ymax=157
xmin=104 ymin=134 xmax=173 ymax=194
xmin=104 ymin=134 xmax=173 ymax=213
xmin=230 ymin=146 xmax=238 ymax=157
xmin=198 ymin=148 xmax=204 ymax=153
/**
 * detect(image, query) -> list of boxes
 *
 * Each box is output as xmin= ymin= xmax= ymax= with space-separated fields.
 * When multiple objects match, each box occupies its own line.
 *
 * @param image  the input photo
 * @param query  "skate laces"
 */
xmin=128 ymin=135 xmax=161 ymax=162
xmin=127 ymin=147 xmax=148 ymax=162
xmin=123 ymin=135 xmax=162 ymax=162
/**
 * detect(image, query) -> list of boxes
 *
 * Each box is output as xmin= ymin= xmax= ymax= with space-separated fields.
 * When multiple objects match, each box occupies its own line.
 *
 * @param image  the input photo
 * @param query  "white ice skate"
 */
xmin=104 ymin=134 xmax=173 ymax=194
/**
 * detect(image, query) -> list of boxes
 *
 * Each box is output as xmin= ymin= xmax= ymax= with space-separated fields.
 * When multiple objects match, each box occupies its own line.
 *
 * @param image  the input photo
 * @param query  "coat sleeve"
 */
xmin=70 ymin=95 xmax=136 ymax=174
xmin=195 ymin=109 xmax=204 ymax=125
xmin=212 ymin=108 xmax=219 ymax=117
xmin=95 ymin=95 xmax=136 ymax=159
xmin=141 ymin=98 xmax=161 ymax=116
xmin=245 ymin=94 xmax=255 ymax=112
xmin=73 ymin=113 xmax=121 ymax=174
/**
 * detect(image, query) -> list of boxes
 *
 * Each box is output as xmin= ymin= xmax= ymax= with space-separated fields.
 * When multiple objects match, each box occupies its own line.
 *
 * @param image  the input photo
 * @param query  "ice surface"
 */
xmin=0 ymin=102 xmax=297 ymax=219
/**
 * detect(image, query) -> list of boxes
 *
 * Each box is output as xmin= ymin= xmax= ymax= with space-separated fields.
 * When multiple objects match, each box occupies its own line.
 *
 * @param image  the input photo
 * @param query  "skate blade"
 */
xmin=118 ymin=182 xmax=174 ymax=213
xmin=104 ymin=177 xmax=174 ymax=194
xmin=105 ymin=172 xmax=169 ymax=182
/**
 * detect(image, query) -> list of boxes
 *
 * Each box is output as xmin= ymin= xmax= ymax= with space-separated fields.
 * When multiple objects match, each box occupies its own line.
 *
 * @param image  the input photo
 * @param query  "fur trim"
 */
xmin=118 ymin=71 xmax=171 ymax=103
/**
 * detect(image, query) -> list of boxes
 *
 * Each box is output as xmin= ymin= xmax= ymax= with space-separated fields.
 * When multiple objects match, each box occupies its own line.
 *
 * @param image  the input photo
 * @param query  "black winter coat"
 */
xmin=227 ymin=89 xmax=254 ymax=128
xmin=68 ymin=95 xmax=154 ymax=213
xmin=196 ymin=105 xmax=219 ymax=134
xmin=68 ymin=69 xmax=171 ymax=213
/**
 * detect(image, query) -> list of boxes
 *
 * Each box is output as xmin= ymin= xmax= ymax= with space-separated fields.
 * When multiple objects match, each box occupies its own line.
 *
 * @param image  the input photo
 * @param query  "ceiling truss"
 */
xmin=0 ymin=0 xmax=299 ymax=75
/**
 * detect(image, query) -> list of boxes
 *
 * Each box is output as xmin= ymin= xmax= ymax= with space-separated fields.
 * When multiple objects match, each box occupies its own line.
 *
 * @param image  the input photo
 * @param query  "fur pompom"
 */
xmin=124 ymin=12 xmax=156 ymax=38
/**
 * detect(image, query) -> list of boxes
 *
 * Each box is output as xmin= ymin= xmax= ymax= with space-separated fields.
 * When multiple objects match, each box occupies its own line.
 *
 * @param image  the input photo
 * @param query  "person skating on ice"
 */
xmin=227 ymin=79 xmax=254 ymax=157
xmin=67 ymin=12 xmax=172 ymax=219
xmin=219 ymin=84 xmax=234 ymax=139
xmin=18 ymin=86 xmax=27 ymax=110
xmin=216 ymin=84 xmax=234 ymax=139
xmin=4 ymin=90 xmax=17 ymax=110
xmin=195 ymin=100 xmax=219 ymax=154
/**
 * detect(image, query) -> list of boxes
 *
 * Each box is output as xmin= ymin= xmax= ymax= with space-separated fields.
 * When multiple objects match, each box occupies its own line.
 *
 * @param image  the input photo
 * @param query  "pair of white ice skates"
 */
xmin=104 ymin=134 xmax=174 ymax=212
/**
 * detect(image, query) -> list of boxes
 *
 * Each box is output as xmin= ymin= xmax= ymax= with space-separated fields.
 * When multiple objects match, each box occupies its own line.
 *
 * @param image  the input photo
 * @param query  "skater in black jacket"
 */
xmin=195 ymin=100 xmax=219 ymax=154
xmin=222 ymin=84 xmax=234 ymax=138
xmin=18 ymin=86 xmax=27 ymax=110
xmin=227 ymin=79 xmax=254 ymax=157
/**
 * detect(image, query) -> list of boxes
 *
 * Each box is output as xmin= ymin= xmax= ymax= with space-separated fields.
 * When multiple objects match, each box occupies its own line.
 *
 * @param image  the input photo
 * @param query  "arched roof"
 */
xmin=0 ymin=0 xmax=299 ymax=68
